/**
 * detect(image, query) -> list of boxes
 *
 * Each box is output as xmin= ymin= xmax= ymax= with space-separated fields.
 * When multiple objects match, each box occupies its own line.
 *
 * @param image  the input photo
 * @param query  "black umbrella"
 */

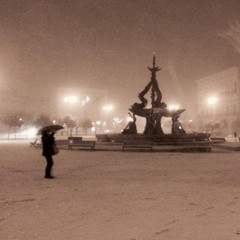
xmin=37 ymin=125 xmax=64 ymax=135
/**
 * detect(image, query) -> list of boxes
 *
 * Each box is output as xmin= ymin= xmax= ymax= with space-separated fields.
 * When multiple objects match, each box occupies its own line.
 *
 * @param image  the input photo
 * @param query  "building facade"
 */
xmin=195 ymin=67 xmax=240 ymax=136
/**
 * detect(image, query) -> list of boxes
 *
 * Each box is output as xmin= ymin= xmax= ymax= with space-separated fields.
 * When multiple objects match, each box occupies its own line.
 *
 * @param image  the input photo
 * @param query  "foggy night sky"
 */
xmin=1 ymin=0 xmax=240 ymax=111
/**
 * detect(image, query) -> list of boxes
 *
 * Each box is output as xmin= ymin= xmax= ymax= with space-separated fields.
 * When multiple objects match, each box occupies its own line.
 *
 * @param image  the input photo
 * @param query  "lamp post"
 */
xmin=207 ymin=96 xmax=218 ymax=137
xmin=207 ymin=96 xmax=218 ymax=121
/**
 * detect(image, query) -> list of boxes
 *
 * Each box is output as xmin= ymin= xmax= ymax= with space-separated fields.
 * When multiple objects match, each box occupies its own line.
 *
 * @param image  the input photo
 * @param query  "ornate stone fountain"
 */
xmin=97 ymin=55 xmax=210 ymax=145
xmin=128 ymin=55 xmax=185 ymax=135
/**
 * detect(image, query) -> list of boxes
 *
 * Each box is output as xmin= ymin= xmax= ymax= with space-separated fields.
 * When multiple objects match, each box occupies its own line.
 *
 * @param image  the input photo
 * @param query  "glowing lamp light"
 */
xmin=82 ymin=96 xmax=90 ymax=106
xmin=27 ymin=127 xmax=38 ymax=137
xmin=103 ymin=105 xmax=113 ymax=111
xmin=207 ymin=96 xmax=218 ymax=105
xmin=168 ymin=104 xmax=179 ymax=111
xmin=126 ymin=116 xmax=132 ymax=122
xmin=96 ymin=121 xmax=101 ymax=125
xmin=64 ymin=96 xmax=78 ymax=104
xmin=21 ymin=127 xmax=38 ymax=138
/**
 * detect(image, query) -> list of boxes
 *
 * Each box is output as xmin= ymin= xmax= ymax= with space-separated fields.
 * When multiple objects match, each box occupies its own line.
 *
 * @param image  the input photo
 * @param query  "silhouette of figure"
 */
xmin=172 ymin=114 xmax=186 ymax=135
xmin=132 ymin=81 xmax=152 ymax=110
xmin=122 ymin=113 xmax=137 ymax=134
xmin=41 ymin=130 xmax=58 ymax=179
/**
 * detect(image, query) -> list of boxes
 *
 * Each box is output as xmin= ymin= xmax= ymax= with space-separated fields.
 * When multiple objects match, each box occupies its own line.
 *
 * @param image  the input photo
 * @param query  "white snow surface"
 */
xmin=1 ymin=141 xmax=240 ymax=240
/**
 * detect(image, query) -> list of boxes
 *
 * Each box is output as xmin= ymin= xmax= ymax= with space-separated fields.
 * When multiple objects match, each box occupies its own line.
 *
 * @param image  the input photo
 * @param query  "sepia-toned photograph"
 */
xmin=1 ymin=0 xmax=240 ymax=239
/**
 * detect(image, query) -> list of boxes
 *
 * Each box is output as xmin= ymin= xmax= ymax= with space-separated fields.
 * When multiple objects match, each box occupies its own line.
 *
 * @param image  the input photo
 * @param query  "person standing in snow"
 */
xmin=41 ymin=130 xmax=58 ymax=179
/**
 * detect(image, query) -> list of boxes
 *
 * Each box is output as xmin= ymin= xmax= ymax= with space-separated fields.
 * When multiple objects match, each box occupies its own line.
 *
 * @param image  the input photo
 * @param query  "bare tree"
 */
xmin=222 ymin=21 xmax=240 ymax=53
xmin=62 ymin=115 xmax=77 ymax=137
xmin=79 ymin=118 xmax=93 ymax=134
xmin=1 ymin=112 xmax=27 ymax=138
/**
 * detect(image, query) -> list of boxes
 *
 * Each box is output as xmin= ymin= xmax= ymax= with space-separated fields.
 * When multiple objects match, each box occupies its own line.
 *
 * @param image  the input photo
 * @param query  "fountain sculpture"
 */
xmin=128 ymin=55 xmax=185 ymax=135
xmin=97 ymin=55 xmax=210 ymax=146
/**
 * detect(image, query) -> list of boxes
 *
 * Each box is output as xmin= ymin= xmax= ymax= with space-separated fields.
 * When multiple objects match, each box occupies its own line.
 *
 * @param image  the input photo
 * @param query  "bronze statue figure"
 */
xmin=172 ymin=114 xmax=186 ymax=135
xmin=122 ymin=113 xmax=137 ymax=134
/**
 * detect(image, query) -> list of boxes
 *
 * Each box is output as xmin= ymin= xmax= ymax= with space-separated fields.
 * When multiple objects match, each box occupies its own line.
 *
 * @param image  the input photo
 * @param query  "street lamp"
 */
xmin=207 ymin=96 xmax=218 ymax=137
xmin=207 ymin=96 xmax=218 ymax=120
xmin=207 ymin=96 xmax=218 ymax=106
xmin=81 ymin=96 xmax=90 ymax=107
xmin=63 ymin=96 xmax=78 ymax=117
xmin=168 ymin=104 xmax=180 ymax=111
xmin=103 ymin=105 xmax=113 ymax=111
xmin=64 ymin=96 xmax=78 ymax=104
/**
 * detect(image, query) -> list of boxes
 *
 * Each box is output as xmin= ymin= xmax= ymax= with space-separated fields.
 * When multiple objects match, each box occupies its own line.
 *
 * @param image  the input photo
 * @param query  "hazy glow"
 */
xmin=0 ymin=1 xmax=238 ymax=127
xmin=20 ymin=127 xmax=38 ymax=138
xmin=103 ymin=105 xmax=113 ymax=111
xmin=64 ymin=96 xmax=78 ymax=104
xmin=27 ymin=127 xmax=38 ymax=137
xmin=207 ymin=96 xmax=218 ymax=105
xmin=126 ymin=116 xmax=132 ymax=122
xmin=81 ymin=96 xmax=90 ymax=106
xmin=113 ymin=117 xmax=123 ymax=124
xmin=168 ymin=104 xmax=180 ymax=111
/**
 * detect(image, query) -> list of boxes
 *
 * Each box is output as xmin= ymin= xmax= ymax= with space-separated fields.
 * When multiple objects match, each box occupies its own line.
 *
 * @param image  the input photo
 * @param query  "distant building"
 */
xmin=195 ymin=67 xmax=240 ymax=136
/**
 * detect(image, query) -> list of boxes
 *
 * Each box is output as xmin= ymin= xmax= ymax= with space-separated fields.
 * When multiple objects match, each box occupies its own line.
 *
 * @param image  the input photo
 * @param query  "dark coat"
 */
xmin=41 ymin=131 xmax=55 ymax=156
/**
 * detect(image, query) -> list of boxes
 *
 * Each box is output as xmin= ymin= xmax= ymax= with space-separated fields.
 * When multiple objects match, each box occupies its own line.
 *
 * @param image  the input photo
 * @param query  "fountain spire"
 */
xmin=148 ymin=54 xmax=161 ymax=78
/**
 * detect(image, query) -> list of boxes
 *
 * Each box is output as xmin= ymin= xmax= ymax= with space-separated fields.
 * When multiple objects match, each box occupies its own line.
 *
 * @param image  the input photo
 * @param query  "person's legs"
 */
xmin=45 ymin=155 xmax=54 ymax=178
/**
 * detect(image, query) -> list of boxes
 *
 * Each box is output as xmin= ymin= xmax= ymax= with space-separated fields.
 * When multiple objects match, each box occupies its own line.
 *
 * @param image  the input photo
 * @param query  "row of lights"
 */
xmin=63 ymin=95 xmax=115 ymax=112
xmin=13 ymin=95 xmax=219 ymax=138
xmin=62 ymin=95 xmax=219 ymax=124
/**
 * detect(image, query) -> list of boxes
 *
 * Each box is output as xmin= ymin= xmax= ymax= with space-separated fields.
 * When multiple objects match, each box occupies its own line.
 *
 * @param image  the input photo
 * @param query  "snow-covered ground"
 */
xmin=1 ymin=141 xmax=240 ymax=240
